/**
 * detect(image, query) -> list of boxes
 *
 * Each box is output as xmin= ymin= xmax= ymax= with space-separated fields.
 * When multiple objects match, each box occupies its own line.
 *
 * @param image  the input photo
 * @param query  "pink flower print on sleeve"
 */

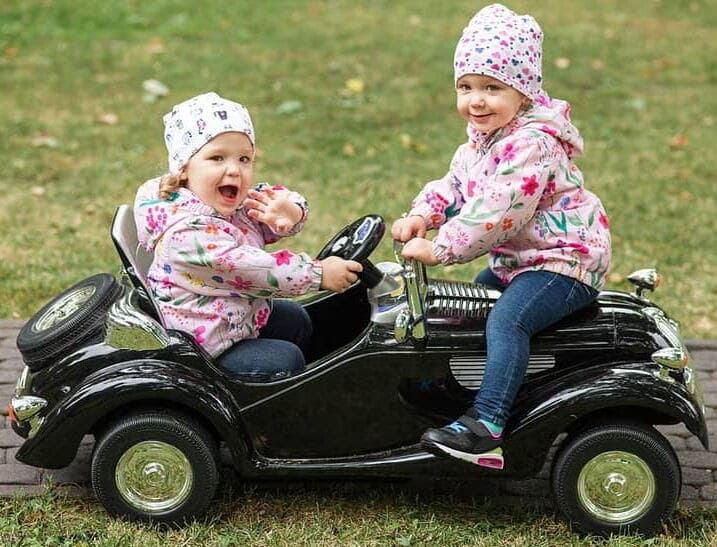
xmin=599 ymin=211 xmax=610 ymax=229
xmin=254 ymin=307 xmax=269 ymax=329
xmin=467 ymin=180 xmax=477 ymax=197
xmin=227 ymin=276 xmax=252 ymax=291
xmin=495 ymin=142 xmax=518 ymax=165
xmin=146 ymin=207 xmax=167 ymax=234
xmin=193 ymin=325 xmax=206 ymax=344
xmin=271 ymin=250 xmax=293 ymax=266
xmin=520 ymin=175 xmax=540 ymax=196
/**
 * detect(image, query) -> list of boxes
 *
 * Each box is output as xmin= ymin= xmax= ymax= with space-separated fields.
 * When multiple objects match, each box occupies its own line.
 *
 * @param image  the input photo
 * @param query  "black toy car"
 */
xmin=7 ymin=206 xmax=708 ymax=537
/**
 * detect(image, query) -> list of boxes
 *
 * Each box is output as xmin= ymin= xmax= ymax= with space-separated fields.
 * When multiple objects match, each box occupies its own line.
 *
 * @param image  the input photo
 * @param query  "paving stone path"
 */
xmin=1 ymin=319 xmax=716 ymax=507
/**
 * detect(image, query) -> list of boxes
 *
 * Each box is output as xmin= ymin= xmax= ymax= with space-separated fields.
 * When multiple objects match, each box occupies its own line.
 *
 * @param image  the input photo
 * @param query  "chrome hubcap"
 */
xmin=33 ymin=286 xmax=96 ymax=332
xmin=577 ymin=450 xmax=655 ymax=523
xmin=115 ymin=441 xmax=193 ymax=513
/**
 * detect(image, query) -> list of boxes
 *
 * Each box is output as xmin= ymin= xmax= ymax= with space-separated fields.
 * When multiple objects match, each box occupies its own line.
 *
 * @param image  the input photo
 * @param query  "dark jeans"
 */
xmin=473 ymin=268 xmax=599 ymax=426
xmin=217 ymin=300 xmax=311 ymax=381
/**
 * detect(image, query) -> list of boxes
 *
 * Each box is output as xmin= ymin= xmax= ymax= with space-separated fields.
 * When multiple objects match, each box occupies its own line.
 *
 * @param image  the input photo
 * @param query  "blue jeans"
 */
xmin=473 ymin=268 xmax=599 ymax=426
xmin=217 ymin=300 xmax=311 ymax=381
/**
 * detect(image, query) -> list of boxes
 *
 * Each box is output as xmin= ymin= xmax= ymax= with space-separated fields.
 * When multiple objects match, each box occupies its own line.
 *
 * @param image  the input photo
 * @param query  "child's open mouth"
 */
xmin=218 ymin=185 xmax=238 ymax=200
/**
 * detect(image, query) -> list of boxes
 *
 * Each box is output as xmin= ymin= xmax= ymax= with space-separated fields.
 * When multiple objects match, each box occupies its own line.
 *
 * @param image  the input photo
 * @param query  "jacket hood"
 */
xmin=134 ymin=177 xmax=218 ymax=252
xmin=468 ymin=93 xmax=584 ymax=159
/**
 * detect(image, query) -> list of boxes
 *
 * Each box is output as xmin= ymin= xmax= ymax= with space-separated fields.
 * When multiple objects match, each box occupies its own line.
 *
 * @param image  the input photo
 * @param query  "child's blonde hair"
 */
xmin=158 ymin=173 xmax=186 ymax=200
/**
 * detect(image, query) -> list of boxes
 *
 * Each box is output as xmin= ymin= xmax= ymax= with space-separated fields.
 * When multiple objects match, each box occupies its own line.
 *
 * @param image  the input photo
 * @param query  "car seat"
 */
xmin=110 ymin=205 xmax=165 ymax=326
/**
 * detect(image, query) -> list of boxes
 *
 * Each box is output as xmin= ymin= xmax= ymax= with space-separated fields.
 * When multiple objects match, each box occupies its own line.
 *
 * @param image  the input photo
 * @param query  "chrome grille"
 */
xmin=450 ymin=354 xmax=556 ymax=389
xmin=428 ymin=280 xmax=491 ymax=319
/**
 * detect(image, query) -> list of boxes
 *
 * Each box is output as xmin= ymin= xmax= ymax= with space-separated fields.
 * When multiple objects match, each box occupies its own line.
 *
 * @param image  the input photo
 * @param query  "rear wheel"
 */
xmin=551 ymin=422 xmax=680 ymax=537
xmin=91 ymin=410 xmax=219 ymax=526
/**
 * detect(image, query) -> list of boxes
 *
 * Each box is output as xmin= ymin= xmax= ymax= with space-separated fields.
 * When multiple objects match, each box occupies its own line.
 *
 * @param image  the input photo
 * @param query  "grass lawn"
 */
xmin=1 ymin=0 xmax=716 ymax=337
xmin=2 ymin=484 xmax=717 ymax=546
xmin=1 ymin=0 xmax=716 ymax=543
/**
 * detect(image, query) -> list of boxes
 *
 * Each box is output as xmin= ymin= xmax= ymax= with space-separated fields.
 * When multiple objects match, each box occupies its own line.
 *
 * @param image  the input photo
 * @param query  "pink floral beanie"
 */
xmin=454 ymin=3 xmax=544 ymax=101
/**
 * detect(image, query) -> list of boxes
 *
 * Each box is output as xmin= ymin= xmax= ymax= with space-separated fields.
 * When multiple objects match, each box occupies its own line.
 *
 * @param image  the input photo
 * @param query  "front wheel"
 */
xmin=551 ymin=422 xmax=680 ymax=537
xmin=91 ymin=410 xmax=219 ymax=526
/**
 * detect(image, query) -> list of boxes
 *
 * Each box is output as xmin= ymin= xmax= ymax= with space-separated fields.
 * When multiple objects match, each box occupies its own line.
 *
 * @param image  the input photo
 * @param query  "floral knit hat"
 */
xmin=163 ymin=92 xmax=255 ymax=175
xmin=454 ymin=3 xmax=544 ymax=101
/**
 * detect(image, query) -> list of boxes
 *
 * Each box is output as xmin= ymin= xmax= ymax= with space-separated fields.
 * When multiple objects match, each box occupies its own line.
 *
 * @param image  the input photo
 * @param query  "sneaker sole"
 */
xmin=422 ymin=439 xmax=505 ymax=470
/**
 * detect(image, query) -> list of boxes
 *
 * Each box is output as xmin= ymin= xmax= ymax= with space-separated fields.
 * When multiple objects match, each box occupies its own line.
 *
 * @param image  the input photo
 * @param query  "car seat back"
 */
xmin=110 ymin=205 xmax=164 ymax=325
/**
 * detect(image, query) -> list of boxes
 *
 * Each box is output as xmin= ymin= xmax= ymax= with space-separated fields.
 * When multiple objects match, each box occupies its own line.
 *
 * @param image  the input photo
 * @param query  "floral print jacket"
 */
xmin=409 ymin=95 xmax=611 ymax=289
xmin=135 ymin=178 xmax=322 ymax=357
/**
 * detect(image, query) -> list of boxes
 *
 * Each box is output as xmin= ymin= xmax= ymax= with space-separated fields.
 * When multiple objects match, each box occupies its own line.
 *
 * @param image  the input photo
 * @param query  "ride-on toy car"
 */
xmin=7 ymin=206 xmax=707 ymax=536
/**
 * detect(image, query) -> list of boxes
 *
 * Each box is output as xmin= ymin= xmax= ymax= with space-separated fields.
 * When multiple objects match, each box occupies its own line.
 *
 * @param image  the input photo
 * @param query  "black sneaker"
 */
xmin=421 ymin=409 xmax=503 ymax=466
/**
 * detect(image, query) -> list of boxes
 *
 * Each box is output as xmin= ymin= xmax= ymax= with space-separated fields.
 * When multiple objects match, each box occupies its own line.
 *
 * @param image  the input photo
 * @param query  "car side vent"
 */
xmin=450 ymin=355 xmax=556 ymax=389
xmin=428 ymin=280 xmax=492 ymax=319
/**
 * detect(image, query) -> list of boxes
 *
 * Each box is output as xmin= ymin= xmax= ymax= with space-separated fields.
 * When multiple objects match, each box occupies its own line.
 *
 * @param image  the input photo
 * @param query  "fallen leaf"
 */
xmin=147 ymin=37 xmax=165 ymax=55
xmin=608 ymin=272 xmax=624 ymax=284
xmin=98 ymin=113 xmax=119 ymax=125
xmin=591 ymin=59 xmax=605 ymax=71
xmin=400 ymin=134 xmax=412 ymax=148
xmin=409 ymin=15 xmax=421 ymax=26
xmin=669 ymin=134 xmax=688 ymax=150
xmin=344 ymin=78 xmax=365 ymax=94
xmin=31 ymin=186 xmax=46 ymax=196
xmin=142 ymin=79 xmax=169 ymax=97
xmin=342 ymin=143 xmax=356 ymax=156
xmin=4 ymin=47 xmax=18 ymax=59
xmin=276 ymin=100 xmax=303 ymax=114
xmin=31 ymin=135 xmax=59 ymax=148
xmin=554 ymin=57 xmax=570 ymax=69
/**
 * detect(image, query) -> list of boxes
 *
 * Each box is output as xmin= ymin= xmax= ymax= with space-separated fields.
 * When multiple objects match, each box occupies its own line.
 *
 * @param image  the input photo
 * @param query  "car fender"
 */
xmin=503 ymin=363 xmax=708 ymax=475
xmin=15 ymin=359 xmax=247 ymax=469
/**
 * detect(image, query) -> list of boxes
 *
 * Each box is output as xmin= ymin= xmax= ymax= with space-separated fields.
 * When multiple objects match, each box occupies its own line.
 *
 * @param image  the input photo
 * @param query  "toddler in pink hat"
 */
xmin=392 ymin=4 xmax=612 ymax=462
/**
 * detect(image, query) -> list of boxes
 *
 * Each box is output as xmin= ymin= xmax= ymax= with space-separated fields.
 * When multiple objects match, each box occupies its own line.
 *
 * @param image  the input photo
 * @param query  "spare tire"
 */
xmin=17 ymin=273 xmax=122 ymax=370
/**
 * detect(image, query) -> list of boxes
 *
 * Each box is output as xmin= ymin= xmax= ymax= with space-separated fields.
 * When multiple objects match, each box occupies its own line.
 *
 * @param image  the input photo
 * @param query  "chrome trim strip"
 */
xmin=450 ymin=355 xmax=556 ymax=389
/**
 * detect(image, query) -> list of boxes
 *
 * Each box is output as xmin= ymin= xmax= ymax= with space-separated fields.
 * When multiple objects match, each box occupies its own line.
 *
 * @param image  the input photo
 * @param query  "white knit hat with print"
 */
xmin=163 ymin=92 xmax=255 ymax=175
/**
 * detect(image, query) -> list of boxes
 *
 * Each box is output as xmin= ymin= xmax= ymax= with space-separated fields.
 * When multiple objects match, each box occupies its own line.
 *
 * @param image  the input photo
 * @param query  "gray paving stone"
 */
xmin=700 ymin=483 xmax=717 ymax=501
xmin=681 ymin=484 xmax=700 ymax=500
xmin=682 ymin=467 xmax=713 ymax=486
xmin=0 ymin=449 xmax=5 ymax=465
xmin=0 ymin=320 xmax=27 ymax=329
xmin=42 ymin=464 xmax=90 ymax=485
xmin=701 ymin=380 xmax=717 ymax=393
xmin=0 ymin=429 xmax=23 ymax=448
xmin=0 ymin=338 xmax=18 ymax=349
xmin=677 ymin=451 xmax=717 ymax=470
xmin=0 ymin=348 xmax=21 ymax=360
xmin=0 ymin=329 xmax=20 ymax=339
xmin=0 ymin=358 xmax=23 ymax=371
xmin=664 ymin=435 xmax=687 ymax=450
xmin=0 ymin=464 xmax=41 ymax=484
xmin=0 ymin=484 xmax=45 ymax=497
xmin=0 ymin=369 xmax=20 ymax=383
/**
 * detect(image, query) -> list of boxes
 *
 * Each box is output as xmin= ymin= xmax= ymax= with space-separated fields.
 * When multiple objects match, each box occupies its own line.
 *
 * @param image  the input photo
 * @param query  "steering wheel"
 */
xmin=316 ymin=215 xmax=385 ymax=288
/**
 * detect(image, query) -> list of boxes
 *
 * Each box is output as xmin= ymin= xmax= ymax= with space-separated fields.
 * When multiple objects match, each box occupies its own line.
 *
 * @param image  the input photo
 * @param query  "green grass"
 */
xmin=2 ymin=484 xmax=717 ymax=546
xmin=1 ymin=0 xmax=716 ymax=540
xmin=1 ymin=0 xmax=716 ymax=336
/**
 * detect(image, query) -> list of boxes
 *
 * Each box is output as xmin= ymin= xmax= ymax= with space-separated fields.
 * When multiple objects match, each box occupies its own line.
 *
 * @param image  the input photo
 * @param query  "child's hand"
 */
xmin=245 ymin=187 xmax=303 ymax=235
xmin=320 ymin=256 xmax=363 ymax=293
xmin=392 ymin=215 xmax=427 ymax=242
xmin=401 ymin=237 xmax=439 ymax=266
